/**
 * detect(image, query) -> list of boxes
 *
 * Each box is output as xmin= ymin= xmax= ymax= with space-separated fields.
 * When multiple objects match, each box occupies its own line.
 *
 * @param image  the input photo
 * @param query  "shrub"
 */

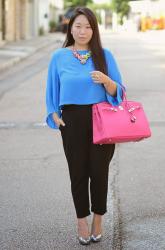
xmin=49 ymin=20 xmax=56 ymax=32
xmin=39 ymin=26 xmax=45 ymax=36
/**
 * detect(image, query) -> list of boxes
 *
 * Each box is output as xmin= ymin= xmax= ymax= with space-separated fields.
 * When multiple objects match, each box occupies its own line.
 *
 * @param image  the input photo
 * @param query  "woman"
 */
xmin=46 ymin=7 xmax=124 ymax=246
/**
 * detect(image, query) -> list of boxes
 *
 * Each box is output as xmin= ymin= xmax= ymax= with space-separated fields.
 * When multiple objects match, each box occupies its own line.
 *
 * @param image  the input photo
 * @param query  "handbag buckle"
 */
xmin=128 ymin=106 xmax=140 ymax=112
xmin=131 ymin=115 xmax=136 ymax=123
xmin=110 ymin=107 xmax=117 ymax=112
xmin=119 ymin=105 xmax=124 ymax=110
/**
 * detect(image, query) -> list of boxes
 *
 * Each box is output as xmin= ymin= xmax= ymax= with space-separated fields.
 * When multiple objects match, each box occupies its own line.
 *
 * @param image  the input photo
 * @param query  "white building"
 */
xmin=38 ymin=0 xmax=49 ymax=33
xmin=49 ymin=0 xmax=64 ymax=26
xmin=129 ymin=0 xmax=165 ymax=17
xmin=0 ymin=0 xmax=64 ymax=43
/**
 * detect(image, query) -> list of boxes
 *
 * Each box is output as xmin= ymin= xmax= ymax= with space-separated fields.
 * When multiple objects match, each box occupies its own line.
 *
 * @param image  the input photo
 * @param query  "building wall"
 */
xmin=4 ymin=0 xmax=39 ymax=42
xmin=0 ymin=0 xmax=64 ymax=43
xmin=38 ymin=0 xmax=49 ymax=33
xmin=0 ymin=1 xmax=2 ymax=41
xmin=49 ymin=0 xmax=64 ymax=28
xmin=5 ymin=0 xmax=16 ymax=41
xmin=15 ymin=0 xmax=26 ymax=40
xmin=28 ymin=0 xmax=39 ymax=37
xmin=0 ymin=0 xmax=7 ymax=42
xmin=38 ymin=0 xmax=63 ymax=34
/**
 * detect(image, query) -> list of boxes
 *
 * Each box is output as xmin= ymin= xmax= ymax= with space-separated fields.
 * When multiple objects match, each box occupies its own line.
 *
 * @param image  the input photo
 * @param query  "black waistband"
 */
xmin=62 ymin=104 xmax=92 ymax=111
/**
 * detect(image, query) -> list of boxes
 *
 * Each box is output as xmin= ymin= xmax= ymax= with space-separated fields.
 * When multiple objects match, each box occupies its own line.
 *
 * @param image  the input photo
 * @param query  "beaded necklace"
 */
xmin=72 ymin=47 xmax=92 ymax=64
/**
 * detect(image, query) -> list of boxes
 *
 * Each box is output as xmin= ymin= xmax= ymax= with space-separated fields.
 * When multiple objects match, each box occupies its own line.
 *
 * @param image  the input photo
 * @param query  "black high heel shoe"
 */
xmin=78 ymin=236 xmax=91 ymax=245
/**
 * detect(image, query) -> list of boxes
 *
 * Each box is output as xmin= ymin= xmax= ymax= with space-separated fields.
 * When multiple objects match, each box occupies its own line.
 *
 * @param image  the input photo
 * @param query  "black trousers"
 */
xmin=59 ymin=104 xmax=115 ymax=218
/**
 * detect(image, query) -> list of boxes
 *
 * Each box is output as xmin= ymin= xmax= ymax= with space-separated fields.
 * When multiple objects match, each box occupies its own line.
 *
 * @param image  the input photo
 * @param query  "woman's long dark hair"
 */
xmin=62 ymin=7 xmax=108 ymax=75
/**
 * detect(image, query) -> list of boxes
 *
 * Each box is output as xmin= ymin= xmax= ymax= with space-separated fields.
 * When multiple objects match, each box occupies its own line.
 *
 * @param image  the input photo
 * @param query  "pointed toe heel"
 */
xmin=90 ymin=234 xmax=102 ymax=243
xmin=78 ymin=236 xmax=91 ymax=245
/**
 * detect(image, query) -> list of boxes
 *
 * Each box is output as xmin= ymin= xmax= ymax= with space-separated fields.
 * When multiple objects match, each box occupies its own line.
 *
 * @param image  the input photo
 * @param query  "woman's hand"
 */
xmin=90 ymin=71 xmax=110 ymax=85
xmin=52 ymin=112 xmax=65 ymax=128
xmin=90 ymin=71 xmax=117 ymax=97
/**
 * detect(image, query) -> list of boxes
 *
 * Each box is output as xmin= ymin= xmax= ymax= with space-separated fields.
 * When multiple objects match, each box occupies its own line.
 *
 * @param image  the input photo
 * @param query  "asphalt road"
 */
xmin=104 ymin=31 xmax=165 ymax=250
xmin=0 ymin=30 xmax=165 ymax=250
xmin=0 ymin=32 xmax=115 ymax=250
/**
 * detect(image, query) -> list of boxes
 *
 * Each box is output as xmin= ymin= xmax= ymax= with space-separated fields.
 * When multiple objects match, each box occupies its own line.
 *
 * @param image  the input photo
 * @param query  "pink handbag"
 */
xmin=92 ymin=92 xmax=151 ymax=144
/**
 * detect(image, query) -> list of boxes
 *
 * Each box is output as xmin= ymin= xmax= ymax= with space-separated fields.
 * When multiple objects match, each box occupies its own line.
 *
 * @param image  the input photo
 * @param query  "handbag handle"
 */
xmin=120 ymin=83 xmax=127 ymax=101
xmin=118 ymin=83 xmax=140 ymax=123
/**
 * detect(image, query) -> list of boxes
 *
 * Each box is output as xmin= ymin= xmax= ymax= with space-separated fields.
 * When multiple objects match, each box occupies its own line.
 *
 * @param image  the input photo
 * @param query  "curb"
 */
xmin=0 ymin=33 xmax=64 ymax=73
xmin=0 ymin=51 xmax=33 ymax=72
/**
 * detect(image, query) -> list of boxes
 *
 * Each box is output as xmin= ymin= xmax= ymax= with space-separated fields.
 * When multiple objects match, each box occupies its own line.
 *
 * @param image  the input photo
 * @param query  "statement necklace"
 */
xmin=72 ymin=47 xmax=92 ymax=64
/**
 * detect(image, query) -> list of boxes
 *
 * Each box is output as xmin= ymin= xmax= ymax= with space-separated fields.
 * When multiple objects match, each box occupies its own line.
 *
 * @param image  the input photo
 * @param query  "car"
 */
xmin=56 ymin=7 xmax=76 ymax=33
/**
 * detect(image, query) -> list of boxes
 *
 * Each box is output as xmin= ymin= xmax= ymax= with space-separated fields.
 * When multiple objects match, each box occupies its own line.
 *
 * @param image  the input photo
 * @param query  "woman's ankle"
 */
xmin=77 ymin=217 xmax=90 ymax=237
xmin=77 ymin=217 xmax=88 ymax=225
xmin=91 ymin=214 xmax=103 ymax=235
xmin=93 ymin=213 xmax=102 ymax=222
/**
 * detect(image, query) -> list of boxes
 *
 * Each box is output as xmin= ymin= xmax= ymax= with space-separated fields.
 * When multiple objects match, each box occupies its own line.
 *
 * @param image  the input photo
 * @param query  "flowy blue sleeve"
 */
xmin=104 ymin=49 xmax=125 ymax=106
xmin=45 ymin=53 xmax=61 ymax=129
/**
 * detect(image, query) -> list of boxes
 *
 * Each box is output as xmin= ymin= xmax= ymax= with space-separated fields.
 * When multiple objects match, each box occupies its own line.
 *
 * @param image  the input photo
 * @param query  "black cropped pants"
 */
xmin=59 ymin=104 xmax=115 ymax=218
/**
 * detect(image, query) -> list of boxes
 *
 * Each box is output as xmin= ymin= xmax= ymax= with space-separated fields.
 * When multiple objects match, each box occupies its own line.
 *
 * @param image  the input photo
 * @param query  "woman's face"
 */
xmin=71 ymin=14 xmax=93 ymax=47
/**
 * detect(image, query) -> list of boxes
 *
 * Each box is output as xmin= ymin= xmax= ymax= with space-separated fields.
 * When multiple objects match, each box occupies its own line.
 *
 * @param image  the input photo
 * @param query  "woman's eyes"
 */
xmin=75 ymin=26 xmax=91 ymax=29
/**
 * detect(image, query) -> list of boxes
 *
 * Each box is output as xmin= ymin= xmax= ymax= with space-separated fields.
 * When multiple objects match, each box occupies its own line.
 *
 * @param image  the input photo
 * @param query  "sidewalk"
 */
xmin=0 ymin=32 xmax=65 ymax=72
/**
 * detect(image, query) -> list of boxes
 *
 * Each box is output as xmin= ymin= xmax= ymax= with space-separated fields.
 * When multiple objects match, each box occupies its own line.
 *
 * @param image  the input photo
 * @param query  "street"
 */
xmin=0 ymin=30 xmax=165 ymax=249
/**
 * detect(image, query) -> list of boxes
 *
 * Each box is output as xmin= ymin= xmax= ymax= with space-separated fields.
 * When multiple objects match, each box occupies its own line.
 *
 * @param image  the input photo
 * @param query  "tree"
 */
xmin=111 ymin=0 xmax=130 ymax=24
xmin=87 ymin=2 xmax=112 ymax=25
xmin=64 ymin=0 xmax=93 ymax=9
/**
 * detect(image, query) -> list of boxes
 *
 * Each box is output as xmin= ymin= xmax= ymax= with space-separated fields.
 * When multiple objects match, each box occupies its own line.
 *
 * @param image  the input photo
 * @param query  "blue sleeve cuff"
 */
xmin=106 ymin=83 xmax=124 ymax=106
xmin=46 ymin=109 xmax=61 ymax=129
